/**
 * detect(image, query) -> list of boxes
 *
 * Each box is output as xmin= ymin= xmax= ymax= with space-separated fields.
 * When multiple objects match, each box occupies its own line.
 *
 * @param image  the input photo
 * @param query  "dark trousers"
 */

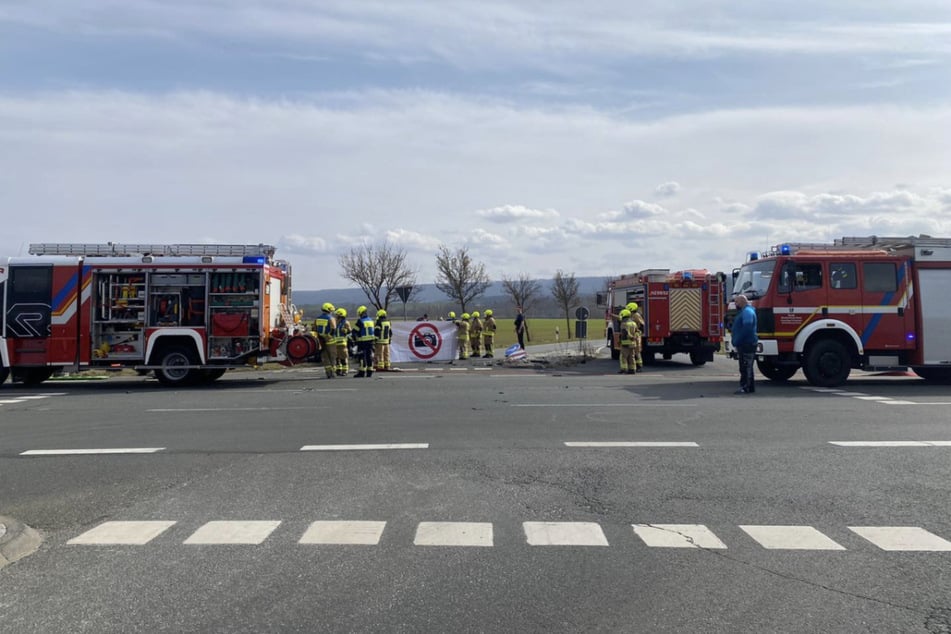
xmin=357 ymin=341 xmax=374 ymax=374
xmin=516 ymin=331 xmax=525 ymax=349
xmin=737 ymin=344 xmax=756 ymax=392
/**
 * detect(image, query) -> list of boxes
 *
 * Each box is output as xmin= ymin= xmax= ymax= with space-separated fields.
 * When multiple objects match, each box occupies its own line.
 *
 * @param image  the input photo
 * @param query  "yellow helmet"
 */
xmin=461 ymin=313 xmax=470 ymax=320
xmin=322 ymin=302 xmax=334 ymax=312
xmin=335 ymin=308 xmax=347 ymax=318
xmin=448 ymin=311 xmax=456 ymax=319
xmin=376 ymin=309 xmax=387 ymax=318
xmin=358 ymin=305 xmax=367 ymax=316
xmin=625 ymin=302 xmax=637 ymax=311
xmin=472 ymin=311 xmax=480 ymax=317
xmin=484 ymin=309 xmax=493 ymax=316
xmin=620 ymin=309 xmax=632 ymax=318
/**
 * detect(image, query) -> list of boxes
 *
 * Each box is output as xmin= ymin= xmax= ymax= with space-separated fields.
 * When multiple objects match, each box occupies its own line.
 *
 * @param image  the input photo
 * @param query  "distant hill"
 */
xmin=293 ymin=277 xmax=608 ymax=319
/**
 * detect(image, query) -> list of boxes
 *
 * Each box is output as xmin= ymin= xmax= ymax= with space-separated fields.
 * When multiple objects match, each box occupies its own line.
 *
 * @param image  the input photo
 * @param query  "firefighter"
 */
xmin=618 ymin=308 xmax=637 ymax=374
xmin=353 ymin=306 xmax=376 ymax=378
xmin=447 ymin=311 xmax=457 ymax=323
xmin=374 ymin=308 xmax=392 ymax=371
xmin=627 ymin=302 xmax=645 ymax=371
xmin=314 ymin=302 xmax=337 ymax=379
xmin=470 ymin=310 xmax=483 ymax=357
xmin=482 ymin=309 xmax=497 ymax=358
xmin=333 ymin=307 xmax=351 ymax=376
xmin=457 ymin=313 xmax=471 ymax=360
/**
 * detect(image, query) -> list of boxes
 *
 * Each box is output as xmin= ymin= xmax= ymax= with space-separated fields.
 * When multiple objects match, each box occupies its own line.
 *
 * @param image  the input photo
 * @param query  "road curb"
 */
xmin=0 ymin=516 xmax=42 ymax=569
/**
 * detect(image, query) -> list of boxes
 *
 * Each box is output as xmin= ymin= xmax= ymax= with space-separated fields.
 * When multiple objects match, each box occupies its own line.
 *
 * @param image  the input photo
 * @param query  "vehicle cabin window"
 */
xmin=786 ymin=263 xmax=823 ymax=291
xmin=863 ymin=262 xmax=898 ymax=293
xmin=829 ymin=262 xmax=857 ymax=289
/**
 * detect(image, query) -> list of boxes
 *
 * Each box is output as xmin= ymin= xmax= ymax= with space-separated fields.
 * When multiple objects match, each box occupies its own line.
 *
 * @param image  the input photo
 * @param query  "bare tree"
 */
xmin=501 ymin=273 xmax=542 ymax=313
xmin=339 ymin=241 xmax=417 ymax=312
xmin=434 ymin=245 xmax=491 ymax=312
xmin=551 ymin=270 xmax=580 ymax=339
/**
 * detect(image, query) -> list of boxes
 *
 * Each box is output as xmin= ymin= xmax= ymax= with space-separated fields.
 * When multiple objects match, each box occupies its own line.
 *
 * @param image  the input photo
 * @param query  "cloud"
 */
xmin=383 ymin=229 xmax=442 ymax=252
xmin=476 ymin=204 xmax=559 ymax=223
xmin=655 ymin=181 xmax=681 ymax=197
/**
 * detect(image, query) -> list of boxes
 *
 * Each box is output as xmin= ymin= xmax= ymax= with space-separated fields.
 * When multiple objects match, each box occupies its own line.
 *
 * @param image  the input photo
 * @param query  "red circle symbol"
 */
xmin=408 ymin=323 xmax=443 ymax=359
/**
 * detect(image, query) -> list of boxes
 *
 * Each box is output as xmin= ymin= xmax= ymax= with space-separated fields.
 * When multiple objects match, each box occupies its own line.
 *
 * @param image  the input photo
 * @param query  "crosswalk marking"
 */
xmin=414 ymin=522 xmax=493 ymax=547
xmin=68 ymin=521 xmax=176 ymax=545
xmin=849 ymin=526 xmax=951 ymax=551
xmin=299 ymin=521 xmax=386 ymax=545
xmin=523 ymin=522 xmax=609 ymax=546
xmin=632 ymin=524 xmax=727 ymax=549
xmin=739 ymin=525 xmax=845 ymax=550
xmin=183 ymin=521 xmax=281 ymax=545
xmin=21 ymin=448 xmax=166 ymax=456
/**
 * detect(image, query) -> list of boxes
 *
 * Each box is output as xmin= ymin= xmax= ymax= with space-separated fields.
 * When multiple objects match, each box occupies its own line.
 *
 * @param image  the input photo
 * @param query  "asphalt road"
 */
xmin=1 ymin=353 xmax=950 ymax=633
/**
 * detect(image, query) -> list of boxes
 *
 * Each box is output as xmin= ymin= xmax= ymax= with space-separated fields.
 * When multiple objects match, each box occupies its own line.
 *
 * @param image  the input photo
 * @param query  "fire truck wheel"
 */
xmin=155 ymin=345 xmax=200 ymax=387
xmin=689 ymin=351 xmax=707 ymax=366
xmin=0 ymin=363 xmax=8 ymax=386
xmin=198 ymin=368 xmax=227 ymax=384
xmin=803 ymin=339 xmax=851 ymax=387
xmin=756 ymin=359 xmax=798 ymax=382
xmin=17 ymin=368 xmax=53 ymax=386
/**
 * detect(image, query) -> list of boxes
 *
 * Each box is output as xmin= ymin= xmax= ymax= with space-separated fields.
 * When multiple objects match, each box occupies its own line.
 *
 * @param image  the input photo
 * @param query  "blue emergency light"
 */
xmin=780 ymin=244 xmax=792 ymax=255
xmin=243 ymin=256 xmax=267 ymax=264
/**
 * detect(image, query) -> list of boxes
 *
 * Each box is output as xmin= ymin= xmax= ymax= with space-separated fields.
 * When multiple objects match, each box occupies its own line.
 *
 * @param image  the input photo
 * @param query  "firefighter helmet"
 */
xmin=626 ymin=302 xmax=637 ymax=311
xmin=484 ymin=309 xmax=493 ymax=316
xmin=335 ymin=308 xmax=347 ymax=318
xmin=620 ymin=309 xmax=631 ymax=318
xmin=461 ymin=313 xmax=470 ymax=320
xmin=358 ymin=305 xmax=367 ymax=316
xmin=322 ymin=302 xmax=334 ymax=312
xmin=472 ymin=311 xmax=480 ymax=318
xmin=448 ymin=311 xmax=456 ymax=319
xmin=377 ymin=309 xmax=387 ymax=318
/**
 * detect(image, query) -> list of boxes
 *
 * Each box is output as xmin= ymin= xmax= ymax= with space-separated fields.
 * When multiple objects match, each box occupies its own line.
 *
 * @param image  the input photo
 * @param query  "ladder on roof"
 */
xmin=835 ymin=236 xmax=951 ymax=249
xmin=28 ymin=243 xmax=277 ymax=258
xmin=707 ymin=274 xmax=722 ymax=337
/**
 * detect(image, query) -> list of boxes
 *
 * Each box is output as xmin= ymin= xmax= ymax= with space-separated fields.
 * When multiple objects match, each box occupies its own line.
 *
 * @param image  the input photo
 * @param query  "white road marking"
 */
xmin=414 ymin=522 xmax=494 ymax=547
xmin=801 ymin=388 xmax=845 ymax=393
xmin=299 ymin=521 xmax=386 ymax=545
xmin=184 ymin=521 xmax=281 ymax=545
xmin=523 ymin=522 xmax=609 ymax=546
xmin=300 ymin=443 xmax=429 ymax=451
xmin=853 ymin=396 xmax=893 ymax=401
xmin=833 ymin=392 xmax=868 ymax=396
xmin=147 ymin=407 xmax=326 ymax=412
xmin=512 ymin=403 xmax=696 ymax=408
xmin=739 ymin=525 xmax=845 ymax=550
xmin=565 ymin=442 xmax=699 ymax=448
xmin=882 ymin=401 xmax=951 ymax=405
xmin=68 ymin=521 xmax=176 ymax=545
xmin=829 ymin=441 xmax=951 ymax=447
xmin=632 ymin=524 xmax=727 ymax=549
xmin=20 ymin=448 xmax=165 ymax=455
xmin=849 ymin=526 xmax=951 ymax=551
xmin=0 ymin=399 xmax=27 ymax=404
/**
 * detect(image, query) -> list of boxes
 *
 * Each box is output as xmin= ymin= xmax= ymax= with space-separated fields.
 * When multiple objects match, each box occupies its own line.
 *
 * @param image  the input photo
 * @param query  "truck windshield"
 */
xmin=733 ymin=260 xmax=775 ymax=299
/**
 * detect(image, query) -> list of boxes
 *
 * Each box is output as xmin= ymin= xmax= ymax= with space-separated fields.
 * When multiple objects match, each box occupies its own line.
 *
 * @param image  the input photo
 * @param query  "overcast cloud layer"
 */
xmin=2 ymin=1 xmax=950 ymax=290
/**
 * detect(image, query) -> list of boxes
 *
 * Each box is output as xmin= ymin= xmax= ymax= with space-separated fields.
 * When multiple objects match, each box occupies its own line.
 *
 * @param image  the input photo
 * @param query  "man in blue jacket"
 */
xmin=731 ymin=294 xmax=758 ymax=394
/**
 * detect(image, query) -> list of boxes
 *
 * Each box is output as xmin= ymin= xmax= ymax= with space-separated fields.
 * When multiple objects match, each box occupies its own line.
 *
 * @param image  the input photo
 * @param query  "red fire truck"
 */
xmin=0 ymin=243 xmax=318 ymax=387
xmin=731 ymin=236 xmax=951 ymax=387
xmin=603 ymin=268 xmax=726 ymax=365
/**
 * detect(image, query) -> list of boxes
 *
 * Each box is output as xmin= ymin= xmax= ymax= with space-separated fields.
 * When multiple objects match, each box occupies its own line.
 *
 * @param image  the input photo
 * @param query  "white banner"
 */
xmin=390 ymin=321 xmax=460 ymax=363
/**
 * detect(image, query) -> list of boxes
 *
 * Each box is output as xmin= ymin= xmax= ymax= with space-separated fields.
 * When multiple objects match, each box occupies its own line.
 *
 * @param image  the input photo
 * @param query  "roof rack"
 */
xmin=834 ymin=235 xmax=951 ymax=250
xmin=28 ymin=243 xmax=277 ymax=258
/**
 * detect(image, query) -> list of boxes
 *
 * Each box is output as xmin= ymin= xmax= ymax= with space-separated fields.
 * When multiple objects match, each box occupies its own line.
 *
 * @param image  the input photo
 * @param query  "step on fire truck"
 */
xmin=603 ymin=269 xmax=726 ymax=365
xmin=0 ymin=243 xmax=318 ymax=387
xmin=731 ymin=236 xmax=951 ymax=387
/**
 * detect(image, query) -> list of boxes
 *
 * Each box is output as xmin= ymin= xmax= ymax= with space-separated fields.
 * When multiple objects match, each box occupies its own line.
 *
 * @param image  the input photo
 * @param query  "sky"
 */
xmin=2 ymin=1 xmax=951 ymax=291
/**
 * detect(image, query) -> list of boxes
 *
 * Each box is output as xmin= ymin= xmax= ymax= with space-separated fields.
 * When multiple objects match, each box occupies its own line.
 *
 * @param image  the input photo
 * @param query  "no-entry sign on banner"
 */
xmin=390 ymin=321 xmax=459 ymax=362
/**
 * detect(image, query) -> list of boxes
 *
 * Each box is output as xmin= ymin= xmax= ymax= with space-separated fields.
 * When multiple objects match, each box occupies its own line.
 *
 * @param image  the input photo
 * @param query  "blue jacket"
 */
xmin=731 ymin=304 xmax=758 ymax=348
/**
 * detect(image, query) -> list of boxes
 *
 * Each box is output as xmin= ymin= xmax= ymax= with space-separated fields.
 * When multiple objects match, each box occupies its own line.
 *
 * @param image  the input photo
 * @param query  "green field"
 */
xmin=391 ymin=316 xmax=607 ymax=349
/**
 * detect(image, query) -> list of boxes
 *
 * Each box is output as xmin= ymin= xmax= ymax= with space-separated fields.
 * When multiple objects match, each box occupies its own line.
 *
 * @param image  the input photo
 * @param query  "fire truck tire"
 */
xmin=155 ymin=345 xmax=200 ymax=387
xmin=757 ymin=359 xmax=798 ymax=382
xmin=17 ymin=368 xmax=54 ymax=386
xmin=0 ymin=363 xmax=9 ymax=386
xmin=913 ymin=368 xmax=951 ymax=384
xmin=689 ymin=351 xmax=707 ymax=366
xmin=803 ymin=339 xmax=851 ymax=387
xmin=199 ymin=368 xmax=227 ymax=383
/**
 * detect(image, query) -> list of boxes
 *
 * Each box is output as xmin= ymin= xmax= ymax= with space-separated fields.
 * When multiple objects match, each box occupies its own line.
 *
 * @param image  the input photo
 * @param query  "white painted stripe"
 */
xmin=739 ymin=525 xmax=845 ymax=550
xmin=849 ymin=526 xmax=951 ymax=551
xmin=0 ymin=399 xmax=27 ymax=404
xmin=513 ymin=403 xmax=696 ymax=408
xmin=299 ymin=521 xmax=386 ymax=545
xmin=68 ymin=521 xmax=176 ymax=545
xmin=449 ymin=368 xmax=469 ymax=371
xmin=523 ymin=522 xmax=609 ymax=546
xmin=801 ymin=388 xmax=845 ymax=393
xmin=632 ymin=524 xmax=727 ymax=549
xmin=20 ymin=448 xmax=165 ymax=455
xmin=300 ymin=443 xmax=429 ymax=451
xmin=184 ymin=521 xmax=281 ymax=545
xmin=147 ymin=406 xmax=326 ymax=412
xmin=853 ymin=396 xmax=893 ymax=401
xmin=14 ymin=395 xmax=55 ymax=400
xmin=565 ymin=442 xmax=699 ymax=448
xmin=882 ymin=400 xmax=918 ymax=405
xmin=414 ymin=522 xmax=493 ymax=547
xmin=472 ymin=367 xmax=492 ymax=371
xmin=881 ymin=402 xmax=951 ymax=405
xmin=828 ymin=441 xmax=949 ymax=447
xmin=833 ymin=392 xmax=868 ymax=396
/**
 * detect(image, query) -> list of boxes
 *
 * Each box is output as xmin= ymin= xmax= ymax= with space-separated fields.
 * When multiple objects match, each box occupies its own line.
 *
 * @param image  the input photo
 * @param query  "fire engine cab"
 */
xmin=0 ymin=243 xmax=317 ymax=387
xmin=603 ymin=268 xmax=726 ymax=365
xmin=732 ymin=235 xmax=951 ymax=387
